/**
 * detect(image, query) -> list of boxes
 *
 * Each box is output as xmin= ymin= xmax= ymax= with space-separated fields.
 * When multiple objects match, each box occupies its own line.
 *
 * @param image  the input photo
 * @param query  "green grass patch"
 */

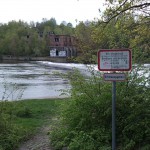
xmin=0 ymin=98 xmax=67 ymax=150
xmin=15 ymin=99 xmax=61 ymax=124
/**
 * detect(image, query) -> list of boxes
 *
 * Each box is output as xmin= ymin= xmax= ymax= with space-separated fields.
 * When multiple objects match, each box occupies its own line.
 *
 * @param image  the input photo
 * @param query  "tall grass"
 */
xmin=0 ymin=99 xmax=63 ymax=150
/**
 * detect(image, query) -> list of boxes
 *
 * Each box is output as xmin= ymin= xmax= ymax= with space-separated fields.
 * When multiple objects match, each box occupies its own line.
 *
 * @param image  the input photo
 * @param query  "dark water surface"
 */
xmin=0 ymin=62 xmax=71 ymax=101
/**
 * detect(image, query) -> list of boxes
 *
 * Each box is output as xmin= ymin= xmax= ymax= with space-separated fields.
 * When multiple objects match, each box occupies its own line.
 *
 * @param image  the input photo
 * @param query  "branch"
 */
xmin=141 ymin=10 xmax=150 ymax=16
xmin=114 ymin=0 xmax=129 ymax=13
xmin=104 ymin=2 xmax=150 ymax=23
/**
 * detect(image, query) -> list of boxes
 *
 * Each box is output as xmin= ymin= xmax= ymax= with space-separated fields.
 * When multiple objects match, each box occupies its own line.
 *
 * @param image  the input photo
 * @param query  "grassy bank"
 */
xmin=0 ymin=98 xmax=66 ymax=150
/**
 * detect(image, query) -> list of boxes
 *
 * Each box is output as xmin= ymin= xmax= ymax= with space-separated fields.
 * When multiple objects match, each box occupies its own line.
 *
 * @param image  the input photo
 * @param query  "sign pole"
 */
xmin=112 ymin=81 xmax=116 ymax=150
xmin=97 ymin=49 xmax=132 ymax=150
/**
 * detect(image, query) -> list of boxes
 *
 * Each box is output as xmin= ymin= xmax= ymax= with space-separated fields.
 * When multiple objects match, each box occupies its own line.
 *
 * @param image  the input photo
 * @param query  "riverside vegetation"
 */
xmin=0 ymin=98 xmax=64 ymax=150
xmin=50 ymin=65 xmax=150 ymax=150
xmin=0 ymin=64 xmax=149 ymax=150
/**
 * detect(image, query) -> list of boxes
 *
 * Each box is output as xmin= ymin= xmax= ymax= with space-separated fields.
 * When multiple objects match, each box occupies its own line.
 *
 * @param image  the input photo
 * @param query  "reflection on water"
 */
xmin=0 ymin=62 xmax=71 ymax=101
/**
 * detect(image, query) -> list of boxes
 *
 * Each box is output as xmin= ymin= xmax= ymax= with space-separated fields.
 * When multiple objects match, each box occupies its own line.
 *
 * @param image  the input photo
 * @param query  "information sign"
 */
xmin=98 ymin=49 xmax=132 ymax=71
xmin=103 ymin=73 xmax=126 ymax=81
xmin=97 ymin=49 xmax=132 ymax=150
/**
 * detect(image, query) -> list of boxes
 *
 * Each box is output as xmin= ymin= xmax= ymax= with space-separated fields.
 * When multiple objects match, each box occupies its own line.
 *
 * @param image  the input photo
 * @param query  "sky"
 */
xmin=0 ymin=0 xmax=105 ymax=26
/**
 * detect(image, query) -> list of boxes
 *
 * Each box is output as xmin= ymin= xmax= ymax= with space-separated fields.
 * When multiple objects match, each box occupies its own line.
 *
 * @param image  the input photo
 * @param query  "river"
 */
xmin=0 ymin=61 xmax=149 ymax=101
xmin=0 ymin=62 xmax=72 ymax=101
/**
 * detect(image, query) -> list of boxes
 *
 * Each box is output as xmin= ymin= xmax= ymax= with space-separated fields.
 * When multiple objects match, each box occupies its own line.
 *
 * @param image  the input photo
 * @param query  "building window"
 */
xmin=56 ymin=50 xmax=59 ymax=56
xmin=55 ymin=37 xmax=59 ymax=42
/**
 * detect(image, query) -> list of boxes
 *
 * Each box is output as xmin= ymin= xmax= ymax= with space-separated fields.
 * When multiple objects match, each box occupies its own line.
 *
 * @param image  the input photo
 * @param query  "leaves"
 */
xmin=50 ymin=65 xmax=150 ymax=149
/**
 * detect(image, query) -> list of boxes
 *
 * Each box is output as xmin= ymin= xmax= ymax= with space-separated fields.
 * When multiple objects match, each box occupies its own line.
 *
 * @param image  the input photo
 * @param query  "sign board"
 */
xmin=98 ymin=49 xmax=132 ymax=71
xmin=59 ymin=51 xmax=66 ymax=57
xmin=103 ymin=73 xmax=126 ymax=81
xmin=50 ymin=49 xmax=56 ymax=57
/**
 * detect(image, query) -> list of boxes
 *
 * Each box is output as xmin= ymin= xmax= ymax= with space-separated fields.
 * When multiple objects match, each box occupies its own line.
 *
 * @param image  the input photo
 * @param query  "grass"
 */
xmin=0 ymin=98 xmax=67 ymax=150
xmin=15 ymin=98 xmax=66 ymax=133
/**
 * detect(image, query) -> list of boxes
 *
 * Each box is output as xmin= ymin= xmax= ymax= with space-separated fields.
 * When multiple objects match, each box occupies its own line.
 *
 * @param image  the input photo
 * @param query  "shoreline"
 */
xmin=0 ymin=95 xmax=70 ymax=102
xmin=1 ymin=55 xmax=69 ymax=63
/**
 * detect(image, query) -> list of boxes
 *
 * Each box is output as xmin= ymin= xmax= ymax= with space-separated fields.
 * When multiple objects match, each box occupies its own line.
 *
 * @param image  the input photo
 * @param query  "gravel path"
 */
xmin=17 ymin=125 xmax=54 ymax=150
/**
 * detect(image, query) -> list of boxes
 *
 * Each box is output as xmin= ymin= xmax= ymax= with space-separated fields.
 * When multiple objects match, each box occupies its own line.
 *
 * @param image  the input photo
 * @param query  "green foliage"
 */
xmin=0 ymin=19 xmax=75 ymax=57
xmin=50 ymin=66 xmax=150 ymax=150
xmin=0 ymin=100 xmax=23 ymax=150
xmin=74 ymin=22 xmax=98 ymax=63
xmin=0 ymin=12 xmax=149 ymax=63
xmin=16 ymin=106 xmax=32 ymax=118
xmin=0 ymin=99 xmax=62 ymax=150
xmin=103 ymin=0 xmax=149 ymax=23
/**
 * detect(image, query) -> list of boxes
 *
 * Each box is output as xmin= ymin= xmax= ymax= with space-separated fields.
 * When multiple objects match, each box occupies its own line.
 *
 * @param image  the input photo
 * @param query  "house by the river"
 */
xmin=46 ymin=32 xmax=77 ymax=58
xmin=38 ymin=31 xmax=77 ymax=58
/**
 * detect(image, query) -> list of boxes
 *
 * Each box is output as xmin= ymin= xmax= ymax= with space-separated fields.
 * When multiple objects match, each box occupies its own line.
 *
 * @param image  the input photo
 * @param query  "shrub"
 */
xmin=50 ymin=65 xmax=150 ymax=150
xmin=0 ymin=112 xmax=22 ymax=150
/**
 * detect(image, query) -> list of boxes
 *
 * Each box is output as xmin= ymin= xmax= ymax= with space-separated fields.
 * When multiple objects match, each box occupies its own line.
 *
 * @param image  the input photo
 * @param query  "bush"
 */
xmin=0 ymin=112 xmax=22 ymax=150
xmin=50 ymin=65 xmax=150 ymax=150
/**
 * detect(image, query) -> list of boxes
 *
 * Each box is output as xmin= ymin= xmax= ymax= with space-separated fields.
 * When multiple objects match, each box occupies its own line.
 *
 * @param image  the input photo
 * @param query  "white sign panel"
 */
xmin=59 ymin=51 xmax=66 ymax=57
xmin=98 ymin=49 xmax=131 ymax=71
xmin=103 ymin=73 xmax=126 ymax=81
xmin=50 ymin=49 xmax=56 ymax=57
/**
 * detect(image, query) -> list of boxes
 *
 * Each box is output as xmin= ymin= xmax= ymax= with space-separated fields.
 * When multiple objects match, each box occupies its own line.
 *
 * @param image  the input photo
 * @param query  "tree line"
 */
xmin=0 ymin=0 xmax=149 ymax=63
xmin=0 ymin=18 xmax=75 ymax=58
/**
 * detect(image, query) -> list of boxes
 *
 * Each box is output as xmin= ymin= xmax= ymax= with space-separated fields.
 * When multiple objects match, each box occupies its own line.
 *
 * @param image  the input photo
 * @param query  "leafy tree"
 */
xmin=67 ymin=23 xmax=73 ymax=28
xmin=92 ymin=0 xmax=150 ymax=63
xmin=129 ymin=16 xmax=150 ymax=63
xmin=92 ymin=14 xmax=132 ymax=49
xmin=75 ymin=21 xmax=98 ymax=63
xmin=102 ymin=0 xmax=150 ymax=23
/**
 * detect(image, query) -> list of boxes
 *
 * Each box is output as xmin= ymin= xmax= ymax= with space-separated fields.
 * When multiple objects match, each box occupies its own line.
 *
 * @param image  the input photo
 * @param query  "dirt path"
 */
xmin=17 ymin=125 xmax=54 ymax=150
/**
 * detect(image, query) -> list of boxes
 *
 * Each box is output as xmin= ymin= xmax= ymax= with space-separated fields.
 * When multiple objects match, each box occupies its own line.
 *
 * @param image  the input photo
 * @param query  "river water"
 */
xmin=0 ymin=62 xmax=71 ymax=101
xmin=0 ymin=61 xmax=149 ymax=101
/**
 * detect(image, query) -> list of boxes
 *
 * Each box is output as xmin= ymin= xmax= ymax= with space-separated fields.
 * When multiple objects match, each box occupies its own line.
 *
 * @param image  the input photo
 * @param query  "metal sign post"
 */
xmin=112 ymin=81 xmax=116 ymax=150
xmin=98 ymin=49 xmax=132 ymax=150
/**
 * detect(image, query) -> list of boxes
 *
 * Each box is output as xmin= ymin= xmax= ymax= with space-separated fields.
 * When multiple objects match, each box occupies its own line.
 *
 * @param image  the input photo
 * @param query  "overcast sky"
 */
xmin=0 ymin=0 xmax=105 ymax=26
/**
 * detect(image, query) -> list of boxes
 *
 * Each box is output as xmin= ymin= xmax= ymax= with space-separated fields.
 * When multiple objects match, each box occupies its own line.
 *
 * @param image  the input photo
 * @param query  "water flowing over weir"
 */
xmin=0 ymin=62 xmax=72 ymax=101
xmin=0 ymin=61 xmax=149 ymax=101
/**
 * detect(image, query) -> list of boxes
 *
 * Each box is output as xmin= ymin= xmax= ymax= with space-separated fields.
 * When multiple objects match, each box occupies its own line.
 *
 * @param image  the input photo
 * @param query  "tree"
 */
xmin=102 ymin=0 xmax=150 ymax=23
xmin=129 ymin=16 xmax=150 ymax=63
xmin=94 ymin=0 xmax=150 ymax=63
xmin=43 ymin=18 xmax=57 ymax=31
xmin=67 ymin=23 xmax=73 ymax=28
xmin=75 ymin=21 xmax=98 ymax=63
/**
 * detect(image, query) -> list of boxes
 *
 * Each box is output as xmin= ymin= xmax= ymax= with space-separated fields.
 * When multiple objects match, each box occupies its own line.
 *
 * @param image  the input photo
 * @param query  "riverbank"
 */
xmin=1 ymin=55 xmax=69 ymax=63
xmin=0 ymin=98 xmax=67 ymax=150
